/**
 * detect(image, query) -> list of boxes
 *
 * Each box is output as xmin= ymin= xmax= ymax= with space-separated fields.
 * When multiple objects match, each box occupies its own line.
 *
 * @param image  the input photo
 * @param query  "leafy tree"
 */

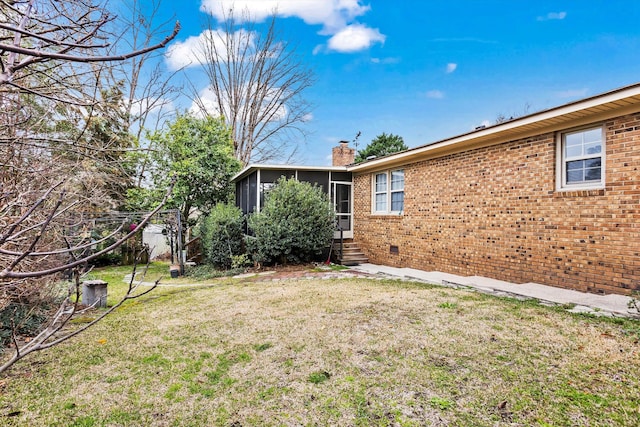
xmin=149 ymin=114 xmax=241 ymax=222
xmin=247 ymin=178 xmax=334 ymax=265
xmin=355 ymin=133 xmax=408 ymax=163
xmin=196 ymin=203 xmax=244 ymax=269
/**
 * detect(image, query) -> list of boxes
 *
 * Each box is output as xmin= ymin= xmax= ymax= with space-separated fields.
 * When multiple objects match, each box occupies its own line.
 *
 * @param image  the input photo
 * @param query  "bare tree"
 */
xmin=105 ymin=0 xmax=183 ymax=187
xmin=0 ymin=0 xmax=179 ymax=103
xmin=0 ymin=0 xmax=180 ymax=192
xmin=0 ymin=179 xmax=175 ymax=374
xmin=192 ymin=8 xmax=314 ymax=165
xmin=0 ymin=0 xmax=179 ymax=373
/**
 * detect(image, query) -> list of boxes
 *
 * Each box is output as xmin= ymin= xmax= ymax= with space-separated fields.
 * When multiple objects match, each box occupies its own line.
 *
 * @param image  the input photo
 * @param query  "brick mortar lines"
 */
xmin=353 ymin=113 xmax=640 ymax=295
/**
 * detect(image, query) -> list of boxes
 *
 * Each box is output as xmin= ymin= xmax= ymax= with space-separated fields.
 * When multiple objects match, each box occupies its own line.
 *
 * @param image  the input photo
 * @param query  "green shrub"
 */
xmin=230 ymin=254 xmax=251 ymax=270
xmin=196 ymin=203 xmax=244 ymax=269
xmin=247 ymin=178 xmax=334 ymax=265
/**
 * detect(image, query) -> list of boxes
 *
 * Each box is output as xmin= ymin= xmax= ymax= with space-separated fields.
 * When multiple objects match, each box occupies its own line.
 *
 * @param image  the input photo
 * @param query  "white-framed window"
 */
xmin=373 ymin=169 xmax=404 ymax=213
xmin=557 ymin=125 xmax=605 ymax=190
xmin=374 ymin=172 xmax=387 ymax=211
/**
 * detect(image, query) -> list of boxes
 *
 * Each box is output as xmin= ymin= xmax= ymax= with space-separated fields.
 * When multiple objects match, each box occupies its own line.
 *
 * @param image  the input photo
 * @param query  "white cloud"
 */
xmin=554 ymin=88 xmax=589 ymax=98
xmin=165 ymin=33 xmax=205 ymax=70
xmin=371 ymin=57 xmax=400 ymax=65
xmin=165 ymin=29 xmax=255 ymax=71
xmin=537 ymin=11 xmax=567 ymax=21
xmin=480 ymin=120 xmax=492 ymax=127
xmin=312 ymin=44 xmax=325 ymax=55
xmin=426 ymin=90 xmax=445 ymax=99
xmin=200 ymin=1 xmax=384 ymax=54
xmin=446 ymin=63 xmax=457 ymax=73
xmin=190 ymin=85 xmax=288 ymax=122
xmin=301 ymin=113 xmax=314 ymax=122
xmin=200 ymin=0 xmax=370 ymax=32
xmin=189 ymin=86 xmax=222 ymax=117
xmin=327 ymin=24 xmax=385 ymax=53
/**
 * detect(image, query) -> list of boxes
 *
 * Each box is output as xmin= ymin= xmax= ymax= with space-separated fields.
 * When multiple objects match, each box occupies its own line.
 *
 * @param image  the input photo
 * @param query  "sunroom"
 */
xmin=232 ymin=165 xmax=354 ymax=238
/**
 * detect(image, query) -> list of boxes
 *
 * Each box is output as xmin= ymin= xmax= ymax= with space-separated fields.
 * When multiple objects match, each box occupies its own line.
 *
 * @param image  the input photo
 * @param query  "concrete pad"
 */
xmin=401 ymin=269 xmax=472 ymax=286
xmin=232 ymin=272 xmax=257 ymax=279
xmin=257 ymin=271 xmax=276 ymax=276
xmin=349 ymin=263 xmax=638 ymax=318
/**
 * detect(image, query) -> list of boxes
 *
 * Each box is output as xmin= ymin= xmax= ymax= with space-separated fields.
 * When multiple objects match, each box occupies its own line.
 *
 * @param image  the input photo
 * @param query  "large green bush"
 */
xmin=196 ymin=203 xmax=244 ymax=269
xmin=247 ymin=178 xmax=335 ymax=264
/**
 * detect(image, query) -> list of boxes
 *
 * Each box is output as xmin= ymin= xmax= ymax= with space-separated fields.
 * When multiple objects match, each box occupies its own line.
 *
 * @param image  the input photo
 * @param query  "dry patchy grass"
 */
xmin=1 ymin=275 xmax=639 ymax=426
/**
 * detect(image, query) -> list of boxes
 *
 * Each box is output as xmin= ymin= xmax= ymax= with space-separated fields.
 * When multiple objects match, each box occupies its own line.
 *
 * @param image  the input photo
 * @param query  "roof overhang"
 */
xmin=232 ymin=163 xmax=349 ymax=182
xmin=348 ymin=82 xmax=640 ymax=174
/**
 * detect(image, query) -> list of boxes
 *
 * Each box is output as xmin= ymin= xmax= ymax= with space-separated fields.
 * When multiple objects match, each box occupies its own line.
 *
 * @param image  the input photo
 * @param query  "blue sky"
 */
xmin=146 ymin=0 xmax=640 ymax=165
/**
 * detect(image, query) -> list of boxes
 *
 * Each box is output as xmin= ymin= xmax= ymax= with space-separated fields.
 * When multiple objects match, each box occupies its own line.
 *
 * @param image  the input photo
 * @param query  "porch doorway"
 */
xmin=331 ymin=181 xmax=353 ymax=239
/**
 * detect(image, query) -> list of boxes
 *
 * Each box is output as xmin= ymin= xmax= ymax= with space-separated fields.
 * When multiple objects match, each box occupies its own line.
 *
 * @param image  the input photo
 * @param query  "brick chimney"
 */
xmin=332 ymin=141 xmax=355 ymax=166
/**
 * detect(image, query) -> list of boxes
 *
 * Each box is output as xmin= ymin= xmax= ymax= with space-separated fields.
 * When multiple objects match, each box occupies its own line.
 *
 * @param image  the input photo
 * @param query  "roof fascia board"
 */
xmin=356 ymin=102 xmax=640 ymax=174
xmin=232 ymin=163 xmax=349 ymax=182
xmin=348 ymin=83 xmax=640 ymax=173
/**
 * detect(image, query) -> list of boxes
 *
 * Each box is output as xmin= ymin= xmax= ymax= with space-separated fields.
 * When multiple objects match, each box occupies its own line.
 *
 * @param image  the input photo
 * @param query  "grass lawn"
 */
xmin=1 ymin=265 xmax=639 ymax=426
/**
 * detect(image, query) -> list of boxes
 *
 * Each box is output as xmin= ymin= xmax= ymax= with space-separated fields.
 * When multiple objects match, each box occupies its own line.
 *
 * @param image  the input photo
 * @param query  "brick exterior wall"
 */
xmin=332 ymin=142 xmax=355 ymax=166
xmin=353 ymin=113 xmax=640 ymax=295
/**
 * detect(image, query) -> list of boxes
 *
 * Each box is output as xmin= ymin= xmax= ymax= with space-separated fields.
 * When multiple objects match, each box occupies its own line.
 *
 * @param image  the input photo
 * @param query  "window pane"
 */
xmin=565 ymin=145 xmax=582 ymax=158
xmin=584 ymin=142 xmax=602 ymax=155
xmin=584 ymin=158 xmax=601 ymax=168
xmin=567 ymin=160 xmax=584 ymax=171
xmin=562 ymin=127 xmax=603 ymax=187
xmin=391 ymin=191 xmax=404 ymax=211
xmin=565 ymin=128 xmax=602 ymax=158
xmin=585 ymin=167 xmax=601 ymax=181
xmin=375 ymin=173 xmax=387 ymax=192
xmin=565 ymin=132 xmax=583 ymax=147
xmin=566 ymin=158 xmax=601 ymax=183
xmin=391 ymin=170 xmax=404 ymax=191
xmin=567 ymin=168 xmax=584 ymax=183
xmin=583 ymin=128 xmax=601 ymax=143
xmin=375 ymin=194 xmax=386 ymax=211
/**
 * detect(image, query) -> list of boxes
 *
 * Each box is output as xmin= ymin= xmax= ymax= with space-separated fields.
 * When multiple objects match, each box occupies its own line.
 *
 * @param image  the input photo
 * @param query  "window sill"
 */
xmin=370 ymin=212 xmax=404 ymax=218
xmin=553 ymin=188 xmax=605 ymax=198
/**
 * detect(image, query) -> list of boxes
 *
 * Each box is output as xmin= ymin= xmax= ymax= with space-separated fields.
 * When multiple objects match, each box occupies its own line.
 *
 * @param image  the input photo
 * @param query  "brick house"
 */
xmin=234 ymin=83 xmax=640 ymax=295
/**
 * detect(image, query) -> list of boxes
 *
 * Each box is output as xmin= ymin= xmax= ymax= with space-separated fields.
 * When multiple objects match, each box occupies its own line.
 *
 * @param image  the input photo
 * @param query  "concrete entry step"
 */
xmin=332 ymin=240 xmax=369 ymax=266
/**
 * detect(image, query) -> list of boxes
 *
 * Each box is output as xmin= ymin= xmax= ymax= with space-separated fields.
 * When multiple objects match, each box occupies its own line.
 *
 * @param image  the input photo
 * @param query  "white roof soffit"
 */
xmin=349 ymin=82 xmax=640 ymax=173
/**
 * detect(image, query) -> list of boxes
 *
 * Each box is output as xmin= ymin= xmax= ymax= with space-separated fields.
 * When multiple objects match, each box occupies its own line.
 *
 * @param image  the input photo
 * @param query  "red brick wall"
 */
xmin=332 ymin=143 xmax=355 ymax=166
xmin=353 ymin=113 xmax=640 ymax=295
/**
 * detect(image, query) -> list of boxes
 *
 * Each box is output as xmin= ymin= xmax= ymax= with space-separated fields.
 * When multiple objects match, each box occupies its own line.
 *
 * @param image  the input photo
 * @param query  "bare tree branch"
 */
xmin=0 ymin=252 xmax=160 ymax=374
xmin=0 ymin=22 xmax=110 ymax=49
xmin=1 ymin=176 xmax=176 ymax=279
xmin=0 ymin=22 xmax=180 ymax=70
xmin=0 ymin=0 xmax=181 ymax=374
xmin=192 ymin=8 xmax=314 ymax=164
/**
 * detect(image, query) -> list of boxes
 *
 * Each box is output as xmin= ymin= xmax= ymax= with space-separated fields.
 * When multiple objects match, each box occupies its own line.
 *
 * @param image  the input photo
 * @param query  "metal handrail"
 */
xmin=338 ymin=225 xmax=343 ymax=261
